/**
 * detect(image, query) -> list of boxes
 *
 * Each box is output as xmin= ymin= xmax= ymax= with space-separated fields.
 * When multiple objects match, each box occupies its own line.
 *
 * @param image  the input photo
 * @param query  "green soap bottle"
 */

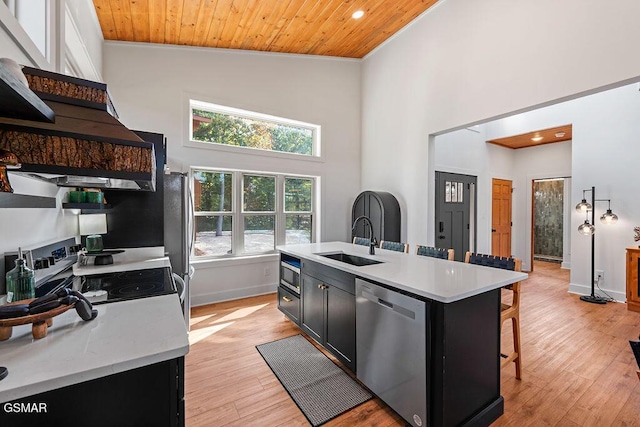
xmin=5 ymin=248 xmax=35 ymax=303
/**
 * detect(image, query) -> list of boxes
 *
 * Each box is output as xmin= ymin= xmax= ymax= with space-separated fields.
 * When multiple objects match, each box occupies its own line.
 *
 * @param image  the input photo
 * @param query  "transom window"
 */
xmin=193 ymin=169 xmax=316 ymax=258
xmin=189 ymin=100 xmax=320 ymax=157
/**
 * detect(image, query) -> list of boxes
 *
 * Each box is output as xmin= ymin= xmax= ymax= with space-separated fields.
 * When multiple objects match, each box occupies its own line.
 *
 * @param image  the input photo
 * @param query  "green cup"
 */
xmin=69 ymin=190 xmax=85 ymax=203
xmin=85 ymin=192 xmax=104 ymax=204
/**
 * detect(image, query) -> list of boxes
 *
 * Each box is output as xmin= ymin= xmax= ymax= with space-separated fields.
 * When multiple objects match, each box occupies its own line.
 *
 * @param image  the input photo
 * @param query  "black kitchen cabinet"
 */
xmin=277 ymin=285 xmax=300 ymax=325
xmin=0 ymin=357 xmax=185 ymax=427
xmin=300 ymin=260 xmax=356 ymax=372
xmin=352 ymin=191 xmax=401 ymax=243
xmin=301 ymin=272 xmax=325 ymax=342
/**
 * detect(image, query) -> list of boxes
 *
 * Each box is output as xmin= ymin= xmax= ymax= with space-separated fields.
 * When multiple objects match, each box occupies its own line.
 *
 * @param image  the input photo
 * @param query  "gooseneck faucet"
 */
xmin=352 ymin=215 xmax=377 ymax=255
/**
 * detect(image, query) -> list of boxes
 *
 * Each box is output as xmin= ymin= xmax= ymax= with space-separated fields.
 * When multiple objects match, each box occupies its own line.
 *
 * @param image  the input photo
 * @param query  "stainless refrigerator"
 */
xmin=164 ymin=172 xmax=193 ymax=328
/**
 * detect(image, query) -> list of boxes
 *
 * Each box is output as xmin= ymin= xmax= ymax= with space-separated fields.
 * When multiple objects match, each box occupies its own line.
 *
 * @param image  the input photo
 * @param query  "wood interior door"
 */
xmin=491 ymin=178 xmax=512 ymax=258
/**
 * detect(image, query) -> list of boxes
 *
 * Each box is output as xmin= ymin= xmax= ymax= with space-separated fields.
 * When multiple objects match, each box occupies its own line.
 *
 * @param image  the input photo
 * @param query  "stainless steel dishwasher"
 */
xmin=356 ymin=278 xmax=427 ymax=427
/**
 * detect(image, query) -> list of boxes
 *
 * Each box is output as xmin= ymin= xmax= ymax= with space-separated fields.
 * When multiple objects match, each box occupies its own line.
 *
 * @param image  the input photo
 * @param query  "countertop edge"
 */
xmin=0 ymin=344 xmax=189 ymax=403
xmin=278 ymin=242 xmax=528 ymax=302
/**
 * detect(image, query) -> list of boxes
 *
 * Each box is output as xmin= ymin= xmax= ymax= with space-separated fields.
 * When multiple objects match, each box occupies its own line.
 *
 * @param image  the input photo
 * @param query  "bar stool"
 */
xmin=465 ymin=252 xmax=523 ymax=379
xmin=415 ymin=245 xmax=454 ymax=260
xmin=379 ymin=240 xmax=409 ymax=253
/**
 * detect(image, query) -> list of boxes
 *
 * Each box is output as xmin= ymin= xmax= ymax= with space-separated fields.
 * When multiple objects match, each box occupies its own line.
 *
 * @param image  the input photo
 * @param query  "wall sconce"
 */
xmin=575 ymin=187 xmax=618 ymax=304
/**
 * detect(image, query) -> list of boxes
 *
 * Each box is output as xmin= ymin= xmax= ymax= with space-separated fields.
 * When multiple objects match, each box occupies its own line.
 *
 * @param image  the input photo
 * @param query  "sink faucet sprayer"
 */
xmin=352 ymin=216 xmax=377 ymax=255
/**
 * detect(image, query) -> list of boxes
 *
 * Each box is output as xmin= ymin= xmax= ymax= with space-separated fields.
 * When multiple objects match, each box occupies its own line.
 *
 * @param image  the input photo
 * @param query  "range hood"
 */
xmin=0 ymin=64 xmax=156 ymax=191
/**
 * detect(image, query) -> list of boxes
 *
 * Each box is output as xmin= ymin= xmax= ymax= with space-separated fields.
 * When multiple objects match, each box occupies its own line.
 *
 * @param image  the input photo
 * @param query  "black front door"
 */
xmin=435 ymin=172 xmax=477 ymax=261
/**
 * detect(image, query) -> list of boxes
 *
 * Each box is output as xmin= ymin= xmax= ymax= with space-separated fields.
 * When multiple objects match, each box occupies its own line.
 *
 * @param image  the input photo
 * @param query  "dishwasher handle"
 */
xmin=361 ymin=289 xmax=416 ymax=320
xmin=378 ymin=298 xmax=393 ymax=309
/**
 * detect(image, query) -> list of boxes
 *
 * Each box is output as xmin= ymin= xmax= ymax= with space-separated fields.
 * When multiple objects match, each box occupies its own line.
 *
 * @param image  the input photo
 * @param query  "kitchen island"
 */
xmin=277 ymin=242 xmax=527 ymax=427
xmin=0 ymin=293 xmax=189 ymax=426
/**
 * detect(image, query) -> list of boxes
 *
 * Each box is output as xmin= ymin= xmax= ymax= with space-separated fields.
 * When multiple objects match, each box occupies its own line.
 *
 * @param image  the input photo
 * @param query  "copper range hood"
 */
xmin=0 ymin=64 xmax=156 ymax=191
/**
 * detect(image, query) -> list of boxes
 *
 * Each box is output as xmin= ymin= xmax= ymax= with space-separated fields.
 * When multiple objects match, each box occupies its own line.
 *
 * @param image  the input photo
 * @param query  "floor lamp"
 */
xmin=576 ymin=186 xmax=618 ymax=304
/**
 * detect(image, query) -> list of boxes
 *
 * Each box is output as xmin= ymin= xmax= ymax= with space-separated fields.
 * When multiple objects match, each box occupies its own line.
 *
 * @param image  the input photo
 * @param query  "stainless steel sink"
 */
xmin=318 ymin=252 xmax=383 ymax=266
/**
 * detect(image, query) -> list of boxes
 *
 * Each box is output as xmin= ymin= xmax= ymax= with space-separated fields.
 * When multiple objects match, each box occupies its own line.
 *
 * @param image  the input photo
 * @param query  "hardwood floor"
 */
xmin=185 ymin=261 xmax=640 ymax=426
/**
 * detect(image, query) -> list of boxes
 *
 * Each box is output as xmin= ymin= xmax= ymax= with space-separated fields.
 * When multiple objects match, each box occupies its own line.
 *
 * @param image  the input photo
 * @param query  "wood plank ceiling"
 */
xmin=91 ymin=0 xmax=440 ymax=58
xmin=486 ymin=124 xmax=573 ymax=150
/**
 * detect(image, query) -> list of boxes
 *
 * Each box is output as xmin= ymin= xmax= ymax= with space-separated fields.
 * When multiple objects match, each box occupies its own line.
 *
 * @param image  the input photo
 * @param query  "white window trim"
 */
xmin=184 ymin=98 xmax=323 ymax=162
xmin=0 ymin=0 xmax=50 ymax=68
xmin=191 ymin=167 xmax=318 ymax=260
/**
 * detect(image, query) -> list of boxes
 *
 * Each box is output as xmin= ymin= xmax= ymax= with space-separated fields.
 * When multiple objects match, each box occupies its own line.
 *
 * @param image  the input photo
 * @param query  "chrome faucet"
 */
xmin=352 ymin=215 xmax=377 ymax=255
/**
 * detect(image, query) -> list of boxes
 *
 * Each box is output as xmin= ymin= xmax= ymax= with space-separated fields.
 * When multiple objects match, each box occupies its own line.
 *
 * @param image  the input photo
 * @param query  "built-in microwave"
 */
xmin=280 ymin=259 xmax=300 ymax=295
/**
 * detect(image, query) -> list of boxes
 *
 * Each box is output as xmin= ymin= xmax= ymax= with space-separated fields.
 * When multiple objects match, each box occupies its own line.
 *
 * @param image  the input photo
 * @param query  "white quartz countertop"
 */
xmin=0 ymin=294 xmax=189 ymax=403
xmin=73 ymin=247 xmax=170 ymax=276
xmin=277 ymin=242 xmax=528 ymax=303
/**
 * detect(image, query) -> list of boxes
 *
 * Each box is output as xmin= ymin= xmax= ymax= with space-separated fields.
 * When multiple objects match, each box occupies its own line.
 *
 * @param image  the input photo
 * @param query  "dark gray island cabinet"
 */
xmin=299 ymin=258 xmax=356 ymax=372
xmin=277 ymin=242 xmax=527 ymax=427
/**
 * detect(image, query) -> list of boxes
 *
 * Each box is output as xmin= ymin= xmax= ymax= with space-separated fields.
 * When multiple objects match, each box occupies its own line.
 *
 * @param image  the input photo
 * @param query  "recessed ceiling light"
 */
xmin=555 ymin=132 xmax=565 ymax=138
xmin=531 ymin=136 xmax=544 ymax=142
xmin=352 ymin=10 xmax=365 ymax=19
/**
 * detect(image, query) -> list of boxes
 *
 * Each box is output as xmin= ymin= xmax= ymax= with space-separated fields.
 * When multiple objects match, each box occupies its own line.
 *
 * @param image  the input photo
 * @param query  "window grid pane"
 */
xmin=286 ymin=214 xmax=312 ymax=245
xmin=243 ymin=215 xmax=275 ymax=253
xmin=193 ymin=171 xmax=233 ymax=212
xmin=194 ymin=215 xmax=233 ymax=256
xmin=243 ymin=175 xmax=275 ymax=212
xmin=284 ymin=177 xmax=313 ymax=212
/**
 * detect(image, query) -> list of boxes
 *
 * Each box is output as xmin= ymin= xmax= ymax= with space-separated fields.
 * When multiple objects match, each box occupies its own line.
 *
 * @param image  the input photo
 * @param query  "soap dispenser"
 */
xmin=5 ymin=248 xmax=35 ymax=303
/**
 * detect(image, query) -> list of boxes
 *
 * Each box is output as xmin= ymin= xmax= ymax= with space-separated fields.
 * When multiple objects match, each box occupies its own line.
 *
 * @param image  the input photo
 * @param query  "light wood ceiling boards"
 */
xmin=91 ymin=0 xmax=440 ymax=58
xmin=486 ymin=124 xmax=573 ymax=150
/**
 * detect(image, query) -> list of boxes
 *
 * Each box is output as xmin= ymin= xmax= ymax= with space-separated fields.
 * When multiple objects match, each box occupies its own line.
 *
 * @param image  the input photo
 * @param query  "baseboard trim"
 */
xmin=568 ymin=283 xmax=625 ymax=303
xmin=191 ymin=283 xmax=278 ymax=307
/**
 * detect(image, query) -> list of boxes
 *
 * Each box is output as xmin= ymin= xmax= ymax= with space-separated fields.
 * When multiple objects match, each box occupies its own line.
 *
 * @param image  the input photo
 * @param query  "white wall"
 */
xmin=362 ymin=0 xmax=640 ymax=300
xmin=433 ymin=128 xmax=514 ymax=252
xmin=363 ymin=0 xmax=640 ymax=244
xmin=433 ymin=130 xmax=572 ymax=273
xmin=512 ymin=143 xmax=572 ymax=271
xmin=103 ymin=42 xmax=362 ymax=305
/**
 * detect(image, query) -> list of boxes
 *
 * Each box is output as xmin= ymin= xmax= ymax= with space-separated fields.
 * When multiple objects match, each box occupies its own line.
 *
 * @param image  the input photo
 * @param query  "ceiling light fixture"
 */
xmin=352 ymin=10 xmax=365 ymax=19
xmin=531 ymin=136 xmax=543 ymax=142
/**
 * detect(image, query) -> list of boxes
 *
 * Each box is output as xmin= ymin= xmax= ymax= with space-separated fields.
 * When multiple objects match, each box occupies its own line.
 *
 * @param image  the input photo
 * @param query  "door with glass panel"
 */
xmin=434 ymin=172 xmax=476 ymax=262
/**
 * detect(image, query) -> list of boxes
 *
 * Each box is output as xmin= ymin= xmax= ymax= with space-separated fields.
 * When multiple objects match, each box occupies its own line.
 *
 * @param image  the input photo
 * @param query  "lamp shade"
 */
xmin=578 ymin=220 xmax=595 ymax=236
xmin=78 ymin=213 xmax=107 ymax=236
xmin=575 ymin=199 xmax=592 ymax=213
xmin=600 ymin=209 xmax=618 ymax=224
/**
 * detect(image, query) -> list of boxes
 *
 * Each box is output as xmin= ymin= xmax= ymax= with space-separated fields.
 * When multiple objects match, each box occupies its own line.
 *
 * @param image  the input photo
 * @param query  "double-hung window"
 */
xmin=193 ymin=169 xmax=316 ymax=258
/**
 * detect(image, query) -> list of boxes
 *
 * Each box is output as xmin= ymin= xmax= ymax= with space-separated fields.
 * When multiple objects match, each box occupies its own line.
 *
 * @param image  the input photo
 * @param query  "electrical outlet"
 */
xmin=264 ymin=267 xmax=270 ymax=277
xmin=595 ymin=270 xmax=604 ymax=281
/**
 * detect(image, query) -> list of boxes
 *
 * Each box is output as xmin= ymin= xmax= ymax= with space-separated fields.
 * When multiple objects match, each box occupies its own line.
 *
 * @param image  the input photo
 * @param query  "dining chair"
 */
xmin=465 ymin=251 xmax=523 ymax=379
xmin=379 ymin=240 xmax=409 ymax=253
xmin=415 ymin=245 xmax=454 ymax=260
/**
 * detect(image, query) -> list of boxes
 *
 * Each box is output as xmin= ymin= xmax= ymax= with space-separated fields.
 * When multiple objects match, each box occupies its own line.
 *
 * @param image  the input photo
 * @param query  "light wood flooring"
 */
xmin=185 ymin=261 xmax=640 ymax=426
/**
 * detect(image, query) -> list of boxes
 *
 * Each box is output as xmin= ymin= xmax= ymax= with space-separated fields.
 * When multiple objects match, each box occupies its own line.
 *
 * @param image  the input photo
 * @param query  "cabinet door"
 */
xmin=301 ymin=273 xmax=325 ymax=343
xmin=326 ymin=285 xmax=356 ymax=371
xmin=627 ymin=249 xmax=640 ymax=311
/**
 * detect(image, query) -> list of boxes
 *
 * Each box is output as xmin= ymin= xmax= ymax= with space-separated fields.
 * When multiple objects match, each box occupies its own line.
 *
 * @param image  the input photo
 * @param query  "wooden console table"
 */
xmin=626 ymin=247 xmax=640 ymax=312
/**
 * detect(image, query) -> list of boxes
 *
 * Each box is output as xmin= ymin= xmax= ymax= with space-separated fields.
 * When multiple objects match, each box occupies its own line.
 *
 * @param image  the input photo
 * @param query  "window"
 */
xmin=4 ymin=0 xmax=50 ymax=60
xmin=193 ymin=169 xmax=316 ymax=258
xmin=189 ymin=100 xmax=320 ymax=157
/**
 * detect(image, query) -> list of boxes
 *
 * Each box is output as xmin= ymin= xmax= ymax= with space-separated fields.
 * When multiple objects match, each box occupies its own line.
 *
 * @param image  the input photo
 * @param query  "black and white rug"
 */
xmin=256 ymin=334 xmax=372 ymax=426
